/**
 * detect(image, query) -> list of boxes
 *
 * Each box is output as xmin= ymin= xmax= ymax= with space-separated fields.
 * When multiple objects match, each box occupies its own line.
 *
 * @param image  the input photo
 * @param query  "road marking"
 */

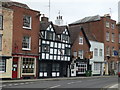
xmin=67 ymin=82 xmax=75 ymax=84
xmin=2 ymin=85 xmax=6 ymax=87
xmin=109 ymin=84 xmax=118 ymax=88
xmin=50 ymin=85 xmax=61 ymax=88
xmin=8 ymin=84 xmax=13 ymax=86
xmin=14 ymin=84 xmax=19 ymax=86
xmin=76 ymin=81 xmax=82 ymax=83
xmin=25 ymin=82 xmax=29 ymax=84
xmin=20 ymin=83 xmax=24 ymax=85
xmin=0 ymin=86 xmax=2 ymax=87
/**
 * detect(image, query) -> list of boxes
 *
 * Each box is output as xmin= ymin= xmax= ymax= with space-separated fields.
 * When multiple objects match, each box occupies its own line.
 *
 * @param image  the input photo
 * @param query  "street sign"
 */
xmin=114 ymin=50 xmax=118 ymax=56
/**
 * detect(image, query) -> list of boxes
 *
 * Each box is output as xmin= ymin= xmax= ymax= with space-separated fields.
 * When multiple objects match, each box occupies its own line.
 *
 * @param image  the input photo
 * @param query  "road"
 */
xmin=1 ymin=76 xmax=119 ymax=90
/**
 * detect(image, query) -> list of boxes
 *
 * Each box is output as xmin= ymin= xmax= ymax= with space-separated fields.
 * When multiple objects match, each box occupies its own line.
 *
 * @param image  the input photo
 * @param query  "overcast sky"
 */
xmin=12 ymin=0 xmax=119 ymax=25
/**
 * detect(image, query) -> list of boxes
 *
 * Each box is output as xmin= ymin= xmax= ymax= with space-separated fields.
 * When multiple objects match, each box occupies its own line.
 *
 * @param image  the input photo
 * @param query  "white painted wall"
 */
xmin=90 ymin=40 xmax=104 ymax=75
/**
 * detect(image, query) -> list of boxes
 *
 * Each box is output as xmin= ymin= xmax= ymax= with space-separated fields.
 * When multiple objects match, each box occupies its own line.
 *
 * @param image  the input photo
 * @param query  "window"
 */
xmin=111 ymin=23 xmax=115 ymax=29
xmin=0 ymin=59 xmax=6 ymax=72
xmin=78 ymin=50 xmax=83 ymax=59
xmin=65 ymin=48 xmax=70 ymax=56
xmin=119 ymin=34 xmax=120 ymax=43
xmin=0 ymin=15 xmax=3 ymax=29
xmin=99 ymin=49 xmax=102 ymax=56
xmin=22 ymin=36 xmax=31 ymax=50
xmin=106 ymin=32 xmax=110 ymax=41
xmin=94 ymin=63 xmax=101 ymax=71
xmin=73 ymin=51 xmax=77 ymax=57
xmin=52 ymin=63 xmax=60 ymax=71
xmin=106 ymin=46 xmax=110 ymax=56
xmin=119 ymin=49 xmax=120 ymax=57
xmin=112 ymin=47 xmax=115 ymax=56
xmin=111 ymin=33 xmax=115 ymax=42
xmin=22 ymin=58 xmax=34 ymax=73
xmin=62 ymin=34 xmax=68 ymax=41
xmin=23 ymin=15 xmax=31 ymax=29
xmin=46 ymin=31 xmax=53 ymax=40
xmin=42 ymin=44 xmax=50 ymax=53
xmin=40 ymin=63 xmax=47 ymax=72
xmin=94 ymin=48 xmax=98 ymax=56
xmin=106 ymin=21 xmax=110 ymax=28
xmin=79 ymin=36 xmax=83 ymax=44
xmin=0 ymin=35 xmax=2 ymax=51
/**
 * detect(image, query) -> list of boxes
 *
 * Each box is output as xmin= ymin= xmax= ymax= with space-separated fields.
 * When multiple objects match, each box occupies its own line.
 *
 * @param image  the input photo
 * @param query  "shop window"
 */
xmin=40 ymin=63 xmax=47 ymax=72
xmin=22 ymin=58 xmax=34 ymax=73
xmin=94 ymin=63 xmax=101 ymax=71
xmin=0 ymin=59 xmax=6 ymax=72
xmin=52 ymin=63 xmax=60 ymax=72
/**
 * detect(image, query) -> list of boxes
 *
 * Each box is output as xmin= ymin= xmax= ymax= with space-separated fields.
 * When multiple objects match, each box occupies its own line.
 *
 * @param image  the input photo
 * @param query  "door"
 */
xmin=12 ymin=57 xmax=18 ymax=79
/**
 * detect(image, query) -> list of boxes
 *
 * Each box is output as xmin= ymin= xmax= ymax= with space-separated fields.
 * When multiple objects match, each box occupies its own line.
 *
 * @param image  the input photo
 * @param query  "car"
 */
xmin=118 ymin=72 xmax=120 ymax=77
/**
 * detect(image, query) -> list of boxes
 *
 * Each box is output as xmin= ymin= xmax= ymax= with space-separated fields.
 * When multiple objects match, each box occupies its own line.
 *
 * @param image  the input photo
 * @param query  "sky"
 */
xmin=11 ymin=0 xmax=119 ymax=25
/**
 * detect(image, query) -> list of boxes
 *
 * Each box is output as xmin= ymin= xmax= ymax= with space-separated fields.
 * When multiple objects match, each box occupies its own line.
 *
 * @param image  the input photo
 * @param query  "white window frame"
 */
xmin=106 ymin=46 xmax=110 ymax=56
xmin=106 ymin=21 xmax=110 ymax=28
xmin=119 ymin=34 xmax=120 ymax=44
xmin=22 ymin=36 xmax=31 ymax=51
xmin=99 ymin=49 xmax=102 ymax=56
xmin=111 ymin=33 xmax=115 ymax=43
xmin=112 ymin=47 xmax=115 ymax=56
xmin=0 ymin=35 xmax=2 ymax=51
xmin=106 ymin=32 xmax=110 ymax=41
xmin=111 ymin=23 xmax=115 ymax=29
xmin=23 ymin=15 xmax=32 ymax=29
xmin=0 ymin=59 xmax=6 ymax=73
xmin=94 ymin=48 xmax=98 ymax=56
xmin=79 ymin=36 xmax=83 ymax=45
xmin=0 ymin=15 xmax=3 ymax=30
xmin=78 ymin=50 xmax=83 ymax=59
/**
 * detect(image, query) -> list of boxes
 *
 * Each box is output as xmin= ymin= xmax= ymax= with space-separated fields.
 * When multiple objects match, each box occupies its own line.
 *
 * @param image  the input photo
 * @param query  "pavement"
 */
xmin=0 ymin=75 xmax=117 ymax=83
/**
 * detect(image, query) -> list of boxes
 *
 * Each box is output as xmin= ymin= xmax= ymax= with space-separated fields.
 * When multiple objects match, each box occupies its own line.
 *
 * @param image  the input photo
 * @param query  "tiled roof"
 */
xmin=40 ymin=21 xmax=68 ymax=35
xmin=70 ymin=15 xmax=101 ymax=25
xmin=2 ymin=1 xmax=30 ymax=9
xmin=69 ymin=25 xmax=96 ymax=45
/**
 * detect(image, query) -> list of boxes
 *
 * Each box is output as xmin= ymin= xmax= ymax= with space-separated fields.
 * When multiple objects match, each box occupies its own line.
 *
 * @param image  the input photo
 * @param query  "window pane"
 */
xmin=23 ymin=15 xmax=31 ymax=28
xmin=0 ymin=35 xmax=2 ymax=50
xmin=22 ymin=36 xmax=31 ymax=49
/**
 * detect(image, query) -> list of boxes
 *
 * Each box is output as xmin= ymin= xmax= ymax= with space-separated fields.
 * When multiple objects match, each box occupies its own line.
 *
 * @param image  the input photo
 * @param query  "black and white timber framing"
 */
xmin=39 ymin=21 xmax=71 ymax=78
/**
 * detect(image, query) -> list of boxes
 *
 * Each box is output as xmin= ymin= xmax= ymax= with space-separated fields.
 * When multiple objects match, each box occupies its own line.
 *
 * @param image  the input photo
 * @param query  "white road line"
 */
xmin=0 ymin=86 xmax=2 ymax=87
xmin=25 ymin=82 xmax=29 ymax=84
xmin=76 ymin=81 xmax=82 ymax=83
xmin=20 ymin=83 xmax=24 ymax=85
xmin=109 ymin=84 xmax=118 ymax=88
xmin=67 ymin=82 xmax=75 ymax=84
xmin=14 ymin=84 xmax=19 ymax=86
xmin=49 ymin=85 xmax=61 ymax=88
xmin=8 ymin=84 xmax=13 ymax=86
xmin=2 ymin=85 xmax=6 ymax=87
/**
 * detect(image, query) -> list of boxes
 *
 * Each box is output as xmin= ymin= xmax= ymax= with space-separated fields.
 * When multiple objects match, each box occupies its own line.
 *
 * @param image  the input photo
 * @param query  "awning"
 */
xmin=0 ymin=56 xmax=12 ymax=59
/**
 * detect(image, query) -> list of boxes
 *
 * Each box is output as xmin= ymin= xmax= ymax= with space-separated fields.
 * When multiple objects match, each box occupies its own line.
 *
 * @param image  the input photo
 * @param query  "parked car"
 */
xmin=118 ymin=72 xmax=120 ymax=77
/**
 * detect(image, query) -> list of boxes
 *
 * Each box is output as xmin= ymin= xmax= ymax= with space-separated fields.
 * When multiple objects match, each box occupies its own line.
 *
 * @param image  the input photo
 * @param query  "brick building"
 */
xmin=69 ymin=14 xmax=119 ymax=75
xmin=1 ymin=1 xmax=40 ymax=79
xmin=69 ymin=26 xmax=91 ymax=76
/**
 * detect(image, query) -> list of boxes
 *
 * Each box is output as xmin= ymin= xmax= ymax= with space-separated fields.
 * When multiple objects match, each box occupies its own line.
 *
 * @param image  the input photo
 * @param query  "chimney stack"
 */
xmin=41 ymin=14 xmax=49 ymax=22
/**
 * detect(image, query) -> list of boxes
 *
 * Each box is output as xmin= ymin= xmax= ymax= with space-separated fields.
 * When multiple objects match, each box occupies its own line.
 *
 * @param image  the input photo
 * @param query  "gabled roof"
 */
xmin=68 ymin=26 xmax=91 ymax=48
xmin=40 ymin=21 xmax=70 ymax=35
xmin=2 ymin=1 xmax=30 ymax=9
xmin=70 ymin=15 xmax=101 ymax=25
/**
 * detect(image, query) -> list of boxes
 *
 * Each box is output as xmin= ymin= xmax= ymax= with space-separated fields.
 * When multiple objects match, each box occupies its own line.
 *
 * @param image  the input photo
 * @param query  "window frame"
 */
xmin=79 ymin=36 xmax=83 ymax=45
xmin=94 ymin=48 xmax=98 ymax=56
xmin=0 ymin=58 xmax=6 ymax=73
xmin=111 ymin=33 xmax=115 ymax=43
xmin=22 ymin=36 xmax=31 ymax=51
xmin=23 ymin=15 xmax=32 ymax=29
xmin=0 ymin=15 xmax=3 ymax=30
xmin=106 ymin=32 xmax=110 ymax=42
xmin=0 ymin=34 xmax=2 ymax=51
xmin=99 ymin=49 xmax=103 ymax=56
xmin=78 ymin=50 xmax=83 ymax=59
xmin=42 ymin=44 xmax=50 ymax=53
xmin=106 ymin=21 xmax=110 ymax=28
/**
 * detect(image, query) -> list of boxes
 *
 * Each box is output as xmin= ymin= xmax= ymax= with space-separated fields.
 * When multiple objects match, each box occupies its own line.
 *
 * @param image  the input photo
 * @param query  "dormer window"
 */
xmin=23 ymin=15 xmax=32 ymax=29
